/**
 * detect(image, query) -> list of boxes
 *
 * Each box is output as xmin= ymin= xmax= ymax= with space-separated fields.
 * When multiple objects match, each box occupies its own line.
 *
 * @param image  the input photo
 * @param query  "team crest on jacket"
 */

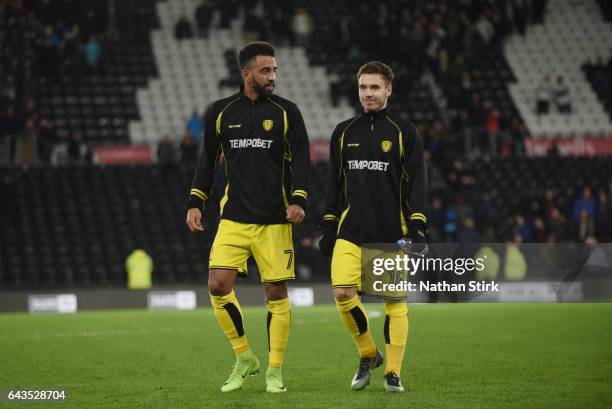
xmin=381 ymin=140 xmax=392 ymax=152
xmin=263 ymin=119 xmax=274 ymax=131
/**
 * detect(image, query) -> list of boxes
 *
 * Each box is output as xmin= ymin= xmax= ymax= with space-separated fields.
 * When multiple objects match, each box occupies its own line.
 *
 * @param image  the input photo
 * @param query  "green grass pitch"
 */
xmin=1 ymin=303 xmax=611 ymax=408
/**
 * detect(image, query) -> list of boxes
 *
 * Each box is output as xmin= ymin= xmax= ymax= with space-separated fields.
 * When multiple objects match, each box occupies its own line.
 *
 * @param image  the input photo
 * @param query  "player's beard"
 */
xmin=253 ymin=79 xmax=274 ymax=96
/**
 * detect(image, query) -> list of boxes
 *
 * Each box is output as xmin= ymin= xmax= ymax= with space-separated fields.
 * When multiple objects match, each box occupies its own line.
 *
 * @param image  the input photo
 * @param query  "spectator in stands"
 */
xmin=175 ymin=15 xmax=193 ymax=40
xmin=532 ymin=0 xmax=547 ymax=24
xmin=37 ymin=118 xmax=56 ymax=163
xmin=35 ymin=26 xmax=59 ymax=78
xmin=510 ymin=116 xmax=527 ymax=156
xmin=296 ymin=235 xmax=326 ymax=281
xmin=67 ymin=130 xmax=89 ymax=163
xmin=428 ymin=196 xmax=445 ymax=243
xmin=81 ymin=5 xmax=107 ymax=40
xmin=50 ymin=24 xmax=64 ymax=49
xmin=475 ymin=13 xmax=495 ymax=45
xmin=535 ymin=74 xmax=553 ymax=115
xmin=484 ymin=102 xmax=500 ymax=157
xmin=84 ymin=35 xmax=101 ymax=72
xmin=195 ymin=0 xmax=213 ymax=38
xmin=468 ymin=92 xmax=485 ymax=128
xmin=157 ymin=135 xmax=178 ymax=169
xmin=244 ymin=10 xmax=265 ymax=42
xmin=267 ymin=8 xmax=292 ymax=46
xmin=476 ymin=193 xmax=498 ymax=232
xmin=514 ymin=214 xmax=533 ymax=243
xmin=218 ymin=0 xmax=238 ymax=29
xmin=533 ymin=217 xmax=548 ymax=243
xmin=543 ymin=189 xmax=558 ymax=218
xmin=514 ymin=0 xmax=528 ymax=35
xmin=18 ymin=115 xmax=38 ymax=164
xmin=180 ymin=130 xmax=198 ymax=172
xmin=61 ymin=23 xmax=82 ymax=74
xmin=0 ymin=107 xmax=23 ymax=163
xmin=595 ymin=191 xmax=611 ymax=242
xmin=347 ymin=44 xmax=365 ymax=62
xmin=444 ymin=205 xmax=459 ymax=242
xmin=0 ymin=172 xmax=17 ymax=239
xmin=424 ymin=121 xmax=444 ymax=163
xmin=547 ymin=207 xmax=566 ymax=241
xmin=576 ymin=209 xmax=595 ymax=242
xmin=219 ymin=49 xmax=243 ymax=89
xmin=546 ymin=143 xmax=560 ymax=157
xmin=572 ymin=187 xmax=596 ymax=222
xmin=458 ymin=217 xmax=480 ymax=243
xmin=0 ymin=72 xmax=17 ymax=108
xmin=554 ymin=76 xmax=571 ymax=114
xmin=186 ymin=111 xmax=204 ymax=144
xmin=291 ymin=8 xmax=313 ymax=47
xmin=583 ymin=54 xmax=612 ymax=105
xmin=328 ymin=65 xmax=342 ymax=107
xmin=425 ymin=20 xmax=447 ymax=74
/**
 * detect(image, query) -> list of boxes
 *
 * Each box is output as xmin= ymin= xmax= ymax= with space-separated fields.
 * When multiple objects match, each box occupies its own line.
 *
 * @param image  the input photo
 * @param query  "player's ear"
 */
xmin=241 ymin=67 xmax=251 ymax=83
xmin=386 ymin=83 xmax=392 ymax=97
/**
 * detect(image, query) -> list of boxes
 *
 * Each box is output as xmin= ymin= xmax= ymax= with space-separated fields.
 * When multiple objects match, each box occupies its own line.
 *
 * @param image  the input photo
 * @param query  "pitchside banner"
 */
xmin=28 ymin=294 xmax=78 ymax=314
xmin=288 ymin=287 xmax=315 ymax=307
xmin=525 ymin=138 xmax=612 ymax=156
xmin=360 ymin=243 xmax=612 ymax=302
xmin=94 ymin=145 xmax=153 ymax=164
xmin=147 ymin=291 xmax=197 ymax=310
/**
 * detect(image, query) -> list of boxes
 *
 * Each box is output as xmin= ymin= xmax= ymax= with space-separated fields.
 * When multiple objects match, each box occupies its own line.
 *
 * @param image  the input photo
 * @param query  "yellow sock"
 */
xmin=267 ymin=297 xmax=291 ymax=368
xmin=335 ymin=295 xmax=377 ymax=358
xmin=210 ymin=290 xmax=249 ymax=354
xmin=384 ymin=302 xmax=408 ymax=376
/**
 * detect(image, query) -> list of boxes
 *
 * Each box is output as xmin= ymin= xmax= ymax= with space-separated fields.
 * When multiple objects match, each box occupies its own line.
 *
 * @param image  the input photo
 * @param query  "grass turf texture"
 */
xmin=1 ymin=303 xmax=611 ymax=409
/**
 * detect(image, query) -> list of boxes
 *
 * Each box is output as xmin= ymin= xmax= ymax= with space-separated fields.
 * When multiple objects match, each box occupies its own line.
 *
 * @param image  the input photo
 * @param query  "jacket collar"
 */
xmin=363 ymin=106 xmax=389 ymax=121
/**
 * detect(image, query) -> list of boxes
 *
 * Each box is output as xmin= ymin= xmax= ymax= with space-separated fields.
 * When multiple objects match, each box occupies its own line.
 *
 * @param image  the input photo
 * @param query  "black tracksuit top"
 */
xmin=187 ymin=88 xmax=310 ymax=224
xmin=323 ymin=108 xmax=428 ymax=245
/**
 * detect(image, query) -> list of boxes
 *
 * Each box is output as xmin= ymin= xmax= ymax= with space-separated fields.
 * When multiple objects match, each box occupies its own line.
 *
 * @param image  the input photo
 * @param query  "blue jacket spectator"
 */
xmin=573 ymin=187 xmax=596 ymax=222
xmin=85 ymin=36 xmax=101 ymax=67
xmin=186 ymin=112 xmax=204 ymax=144
xmin=514 ymin=214 xmax=533 ymax=243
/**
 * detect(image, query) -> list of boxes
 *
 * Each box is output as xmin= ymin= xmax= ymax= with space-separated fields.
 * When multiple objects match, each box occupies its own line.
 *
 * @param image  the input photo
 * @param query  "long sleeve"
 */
xmin=287 ymin=103 xmax=311 ymax=209
xmin=323 ymin=125 xmax=343 ymax=223
xmin=402 ymin=123 xmax=428 ymax=224
xmin=186 ymin=105 xmax=221 ymax=210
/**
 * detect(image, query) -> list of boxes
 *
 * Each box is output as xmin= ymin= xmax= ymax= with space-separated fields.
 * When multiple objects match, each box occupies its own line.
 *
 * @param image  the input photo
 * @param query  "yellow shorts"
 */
xmin=331 ymin=239 xmax=362 ymax=290
xmin=209 ymin=219 xmax=295 ymax=282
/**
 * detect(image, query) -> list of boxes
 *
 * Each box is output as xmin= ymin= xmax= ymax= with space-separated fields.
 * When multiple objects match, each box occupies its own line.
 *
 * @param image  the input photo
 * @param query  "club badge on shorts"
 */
xmin=381 ymin=140 xmax=392 ymax=152
xmin=263 ymin=119 xmax=274 ymax=131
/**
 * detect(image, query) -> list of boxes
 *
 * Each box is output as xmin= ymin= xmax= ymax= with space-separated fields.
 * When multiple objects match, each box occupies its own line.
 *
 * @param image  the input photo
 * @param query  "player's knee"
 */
xmin=385 ymin=301 xmax=408 ymax=317
xmin=264 ymin=282 xmax=288 ymax=301
xmin=208 ymin=275 xmax=231 ymax=296
xmin=333 ymin=287 xmax=357 ymax=302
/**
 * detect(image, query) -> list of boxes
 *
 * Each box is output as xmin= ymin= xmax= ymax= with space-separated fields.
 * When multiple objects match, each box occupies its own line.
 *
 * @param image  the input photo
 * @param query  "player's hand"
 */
xmin=286 ymin=205 xmax=305 ymax=223
xmin=399 ymin=220 xmax=428 ymax=256
xmin=186 ymin=208 xmax=204 ymax=232
xmin=318 ymin=220 xmax=338 ymax=257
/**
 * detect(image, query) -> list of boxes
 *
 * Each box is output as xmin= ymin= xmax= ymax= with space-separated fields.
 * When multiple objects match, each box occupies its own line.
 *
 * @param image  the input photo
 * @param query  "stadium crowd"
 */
xmin=210 ymin=0 xmax=545 ymax=162
xmin=427 ymin=164 xmax=612 ymax=245
xmin=0 ymin=0 xmax=115 ymax=163
xmin=3 ymin=0 xmax=611 ymax=251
